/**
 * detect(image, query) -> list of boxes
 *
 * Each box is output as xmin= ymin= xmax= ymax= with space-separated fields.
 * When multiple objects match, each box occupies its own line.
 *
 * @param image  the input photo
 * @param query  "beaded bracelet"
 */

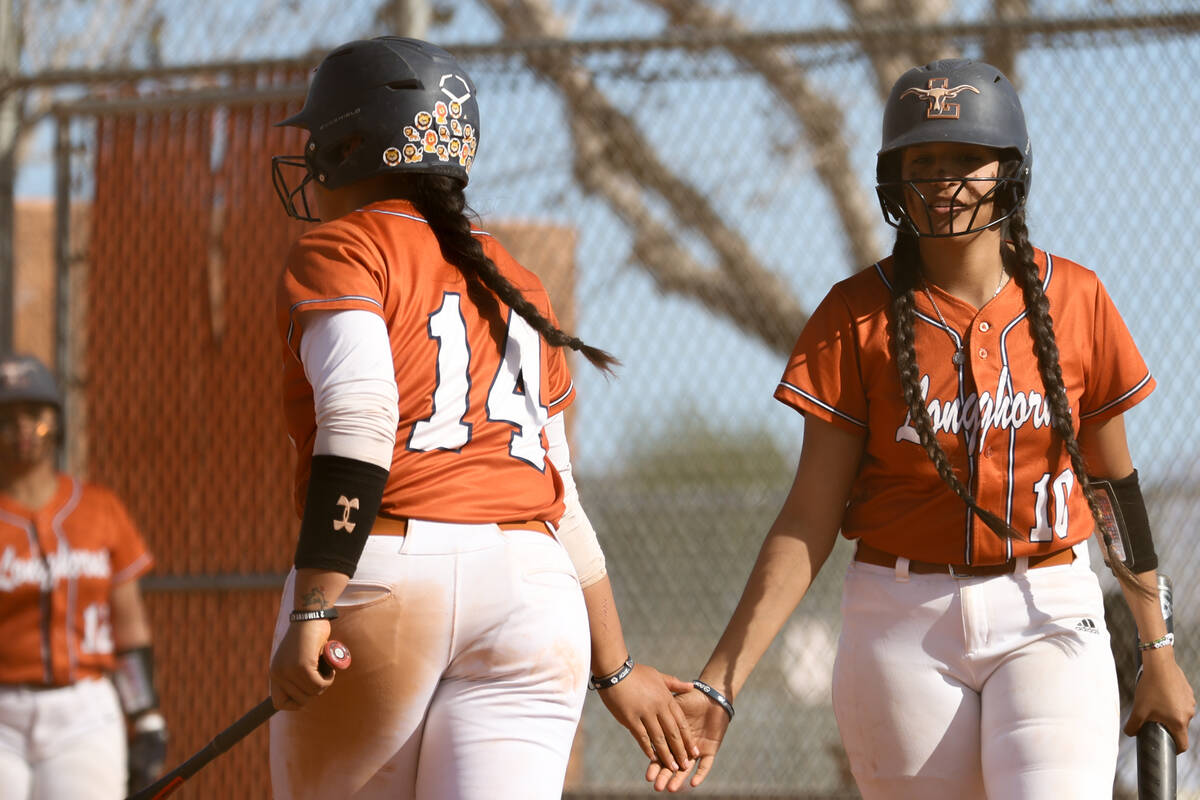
xmin=289 ymin=607 xmax=339 ymax=623
xmin=1137 ymin=632 xmax=1175 ymax=651
xmin=589 ymin=655 xmax=634 ymax=691
xmin=692 ymin=679 xmax=734 ymax=721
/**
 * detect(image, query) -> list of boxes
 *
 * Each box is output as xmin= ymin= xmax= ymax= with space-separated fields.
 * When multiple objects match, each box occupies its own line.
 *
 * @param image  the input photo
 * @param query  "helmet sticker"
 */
xmin=382 ymin=147 xmax=402 ymax=166
xmin=438 ymin=74 xmax=472 ymax=105
xmin=401 ymin=102 xmax=478 ymax=172
xmin=449 ymin=102 xmax=462 ymax=119
xmin=900 ymin=78 xmax=980 ymax=119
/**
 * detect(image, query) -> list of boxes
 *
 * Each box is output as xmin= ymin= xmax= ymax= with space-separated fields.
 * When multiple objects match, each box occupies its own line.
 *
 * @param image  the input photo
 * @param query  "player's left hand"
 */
xmin=595 ymin=663 xmax=698 ymax=773
xmin=645 ymin=686 xmax=728 ymax=792
xmin=1125 ymin=648 xmax=1196 ymax=752
xmin=126 ymin=710 xmax=168 ymax=791
xmin=270 ymin=619 xmax=336 ymax=711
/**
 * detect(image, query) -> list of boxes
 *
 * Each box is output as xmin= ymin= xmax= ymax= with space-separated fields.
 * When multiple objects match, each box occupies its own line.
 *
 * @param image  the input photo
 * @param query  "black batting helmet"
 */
xmin=272 ymin=37 xmax=481 ymax=221
xmin=876 ymin=58 xmax=1032 ymax=237
xmin=0 ymin=354 xmax=62 ymax=411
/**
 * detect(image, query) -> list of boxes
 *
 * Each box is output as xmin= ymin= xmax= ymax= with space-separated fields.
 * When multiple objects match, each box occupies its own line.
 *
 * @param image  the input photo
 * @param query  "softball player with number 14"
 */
xmin=265 ymin=37 xmax=696 ymax=800
xmin=652 ymin=59 xmax=1195 ymax=798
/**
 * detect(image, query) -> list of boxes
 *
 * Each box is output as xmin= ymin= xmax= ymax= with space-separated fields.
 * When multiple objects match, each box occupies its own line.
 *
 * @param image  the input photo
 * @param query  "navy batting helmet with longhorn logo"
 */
xmin=876 ymin=58 xmax=1032 ymax=237
xmin=272 ymin=37 xmax=481 ymax=221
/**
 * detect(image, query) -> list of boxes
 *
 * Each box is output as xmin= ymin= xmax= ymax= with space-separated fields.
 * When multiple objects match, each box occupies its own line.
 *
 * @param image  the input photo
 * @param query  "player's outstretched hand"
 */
xmin=1125 ymin=650 xmax=1196 ymax=752
xmin=270 ymin=620 xmax=337 ymax=711
xmin=646 ymin=685 xmax=729 ymax=792
xmin=596 ymin=663 xmax=699 ymax=773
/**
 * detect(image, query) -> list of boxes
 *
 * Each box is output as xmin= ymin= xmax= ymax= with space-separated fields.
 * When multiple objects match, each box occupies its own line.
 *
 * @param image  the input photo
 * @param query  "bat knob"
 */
xmin=323 ymin=640 xmax=351 ymax=671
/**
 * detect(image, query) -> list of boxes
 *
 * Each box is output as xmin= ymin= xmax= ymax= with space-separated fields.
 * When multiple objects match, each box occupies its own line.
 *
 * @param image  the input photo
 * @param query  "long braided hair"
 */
xmin=403 ymin=175 xmax=619 ymax=375
xmin=889 ymin=230 xmax=1016 ymax=541
xmin=890 ymin=208 xmax=1143 ymax=588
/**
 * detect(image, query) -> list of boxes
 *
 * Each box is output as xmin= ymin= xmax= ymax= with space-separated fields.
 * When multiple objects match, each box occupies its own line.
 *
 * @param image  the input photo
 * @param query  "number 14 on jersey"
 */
xmin=408 ymin=292 xmax=549 ymax=468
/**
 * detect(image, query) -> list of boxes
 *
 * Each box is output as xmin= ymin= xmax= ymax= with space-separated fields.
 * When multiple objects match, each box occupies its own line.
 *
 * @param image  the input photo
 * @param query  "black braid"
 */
xmin=889 ymin=232 xmax=1018 ymax=541
xmin=1006 ymin=210 xmax=1144 ymax=590
xmin=406 ymin=175 xmax=619 ymax=375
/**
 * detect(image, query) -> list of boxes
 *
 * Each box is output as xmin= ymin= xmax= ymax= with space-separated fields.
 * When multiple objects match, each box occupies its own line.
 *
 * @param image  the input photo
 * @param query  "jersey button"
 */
xmin=979 ymin=321 xmax=990 ymax=332
xmin=978 ymin=347 xmax=988 ymax=359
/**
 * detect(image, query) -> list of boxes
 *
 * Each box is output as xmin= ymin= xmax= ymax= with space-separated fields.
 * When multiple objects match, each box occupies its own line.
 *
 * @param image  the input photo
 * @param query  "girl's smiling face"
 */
xmin=900 ymin=142 xmax=1003 ymax=236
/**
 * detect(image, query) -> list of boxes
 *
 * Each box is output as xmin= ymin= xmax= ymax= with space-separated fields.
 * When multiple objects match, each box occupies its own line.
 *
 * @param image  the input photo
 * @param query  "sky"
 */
xmin=15 ymin=2 xmax=1200 ymax=483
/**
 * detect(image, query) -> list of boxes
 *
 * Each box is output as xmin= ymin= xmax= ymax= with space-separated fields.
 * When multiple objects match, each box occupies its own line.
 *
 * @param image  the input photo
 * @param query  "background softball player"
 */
xmin=266 ymin=36 xmax=696 ymax=800
xmin=648 ymin=59 xmax=1195 ymax=797
xmin=0 ymin=353 xmax=168 ymax=798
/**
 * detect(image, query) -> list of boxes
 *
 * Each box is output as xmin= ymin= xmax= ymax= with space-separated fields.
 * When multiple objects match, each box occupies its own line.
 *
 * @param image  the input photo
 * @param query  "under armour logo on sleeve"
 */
xmin=333 ymin=496 xmax=360 ymax=533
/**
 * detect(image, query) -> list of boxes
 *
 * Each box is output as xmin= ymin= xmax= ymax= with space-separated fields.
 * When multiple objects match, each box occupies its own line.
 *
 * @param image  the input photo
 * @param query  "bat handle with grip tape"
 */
xmin=1135 ymin=575 xmax=1176 ymax=800
xmin=125 ymin=639 xmax=351 ymax=800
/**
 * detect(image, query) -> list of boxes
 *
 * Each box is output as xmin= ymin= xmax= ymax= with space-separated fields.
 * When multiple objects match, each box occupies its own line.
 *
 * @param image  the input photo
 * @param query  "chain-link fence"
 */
xmin=9 ymin=5 xmax=1200 ymax=798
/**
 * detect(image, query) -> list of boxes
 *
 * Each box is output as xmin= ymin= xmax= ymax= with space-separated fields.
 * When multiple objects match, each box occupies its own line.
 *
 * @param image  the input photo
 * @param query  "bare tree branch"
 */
xmin=644 ymin=0 xmax=882 ymax=270
xmin=840 ymin=0 xmax=956 ymax=96
xmin=480 ymin=0 xmax=805 ymax=351
xmin=984 ymin=0 xmax=1032 ymax=83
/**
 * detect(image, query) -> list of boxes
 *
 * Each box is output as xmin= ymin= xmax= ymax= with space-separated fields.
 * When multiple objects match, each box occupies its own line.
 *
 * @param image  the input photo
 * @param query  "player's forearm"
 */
xmin=582 ymin=575 xmax=631 ymax=677
xmin=699 ymin=523 xmax=836 ymax=701
xmin=110 ymin=578 xmax=153 ymax=649
xmin=293 ymin=568 xmax=350 ymax=611
xmin=1120 ymin=569 xmax=1170 ymax=645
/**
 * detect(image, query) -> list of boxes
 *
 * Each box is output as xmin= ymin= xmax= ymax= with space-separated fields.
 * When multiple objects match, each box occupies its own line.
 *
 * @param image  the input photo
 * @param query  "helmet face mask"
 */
xmin=271 ymin=153 xmax=317 ymax=222
xmin=876 ymin=59 xmax=1032 ymax=238
xmin=272 ymin=37 xmax=481 ymax=221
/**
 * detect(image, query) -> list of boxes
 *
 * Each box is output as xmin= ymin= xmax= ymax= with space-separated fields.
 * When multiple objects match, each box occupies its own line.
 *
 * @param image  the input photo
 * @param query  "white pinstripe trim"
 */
xmin=872 ymin=261 xmax=890 ymax=290
xmin=547 ymin=380 xmax=574 ymax=408
xmin=776 ymin=382 xmax=866 ymax=427
xmin=365 ymin=208 xmax=492 ymax=237
xmin=1080 ymin=373 xmax=1153 ymax=420
xmin=112 ymin=552 xmax=153 ymax=585
xmin=52 ymin=479 xmax=82 ymax=682
xmin=286 ymin=295 xmax=383 ymax=353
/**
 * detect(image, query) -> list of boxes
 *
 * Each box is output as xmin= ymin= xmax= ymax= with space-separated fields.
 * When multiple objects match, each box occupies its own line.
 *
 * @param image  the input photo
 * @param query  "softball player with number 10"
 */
xmin=265 ymin=37 xmax=696 ymax=800
xmin=651 ymin=59 xmax=1195 ymax=798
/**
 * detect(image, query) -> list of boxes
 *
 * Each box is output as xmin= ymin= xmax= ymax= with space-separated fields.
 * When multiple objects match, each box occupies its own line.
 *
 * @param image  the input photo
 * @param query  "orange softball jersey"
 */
xmin=278 ymin=199 xmax=575 ymax=525
xmin=0 ymin=476 xmax=153 ymax=685
xmin=775 ymin=249 xmax=1154 ymax=565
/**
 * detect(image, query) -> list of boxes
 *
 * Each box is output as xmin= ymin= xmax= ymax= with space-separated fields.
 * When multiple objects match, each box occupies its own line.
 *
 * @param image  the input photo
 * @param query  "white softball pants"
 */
xmin=269 ymin=520 xmax=590 ymax=800
xmin=832 ymin=542 xmax=1119 ymax=799
xmin=0 ymin=677 xmax=127 ymax=799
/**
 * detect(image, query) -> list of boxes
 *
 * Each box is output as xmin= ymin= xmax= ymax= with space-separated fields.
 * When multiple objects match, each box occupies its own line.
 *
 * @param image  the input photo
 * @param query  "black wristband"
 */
xmin=113 ymin=645 xmax=159 ymax=718
xmin=1091 ymin=469 xmax=1158 ymax=573
xmin=589 ymin=655 xmax=634 ymax=691
xmin=692 ymin=679 xmax=734 ymax=720
xmin=289 ymin=607 xmax=339 ymax=623
xmin=295 ymin=454 xmax=389 ymax=577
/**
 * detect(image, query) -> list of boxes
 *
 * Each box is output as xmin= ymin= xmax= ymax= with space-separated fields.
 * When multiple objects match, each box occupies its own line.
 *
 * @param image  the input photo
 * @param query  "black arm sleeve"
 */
xmin=1090 ymin=469 xmax=1158 ymax=574
xmin=294 ymin=454 xmax=389 ymax=577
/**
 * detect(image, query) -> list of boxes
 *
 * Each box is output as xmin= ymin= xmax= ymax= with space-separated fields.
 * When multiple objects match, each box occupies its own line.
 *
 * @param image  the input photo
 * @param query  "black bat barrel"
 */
xmin=1135 ymin=575 xmax=1176 ymax=800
